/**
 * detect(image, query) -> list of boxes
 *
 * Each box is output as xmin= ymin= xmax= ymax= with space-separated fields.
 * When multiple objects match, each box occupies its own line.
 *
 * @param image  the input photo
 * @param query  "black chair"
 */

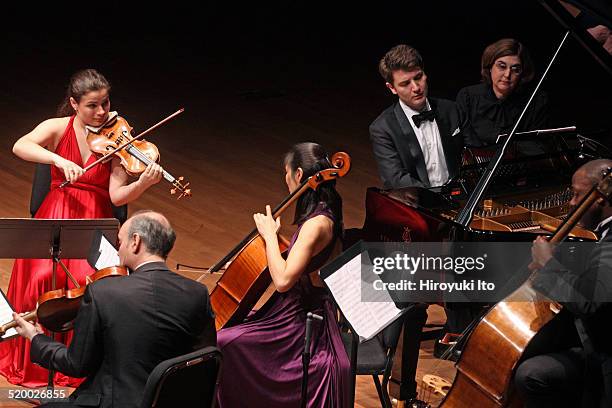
xmin=140 ymin=346 xmax=222 ymax=408
xmin=30 ymin=163 xmax=127 ymax=224
xmin=341 ymin=315 xmax=405 ymax=408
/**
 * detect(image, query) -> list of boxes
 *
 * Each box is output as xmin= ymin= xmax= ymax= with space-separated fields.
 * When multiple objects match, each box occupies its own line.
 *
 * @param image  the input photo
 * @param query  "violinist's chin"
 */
xmin=92 ymin=117 xmax=106 ymax=126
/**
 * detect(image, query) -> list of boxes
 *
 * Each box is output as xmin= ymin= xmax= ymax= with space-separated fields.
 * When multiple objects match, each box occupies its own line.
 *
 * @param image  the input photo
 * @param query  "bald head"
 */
xmin=126 ymin=210 xmax=176 ymax=259
xmin=570 ymin=159 xmax=612 ymax=230
xmin=575 ymin=159 xmax=612 ymax=186
xmin=131 ymin=210 xmax=171 ymax=229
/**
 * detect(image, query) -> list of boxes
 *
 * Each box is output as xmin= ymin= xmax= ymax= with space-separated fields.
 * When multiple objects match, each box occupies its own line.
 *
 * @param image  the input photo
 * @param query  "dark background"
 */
xmin=1 ymin=3 xmax=608 ymax=403
xmin=1 ymin=1 xmax=610 ymax=138
xmin=0 ymin=0 xmax=611 ymax=309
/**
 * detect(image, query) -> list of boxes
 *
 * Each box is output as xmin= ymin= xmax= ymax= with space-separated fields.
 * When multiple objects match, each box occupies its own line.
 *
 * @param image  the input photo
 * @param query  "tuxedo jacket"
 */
xmin=31 ymin=262 xmax=216 ymax=408
xmin=369 ymin=97 xmax=463 ymax=189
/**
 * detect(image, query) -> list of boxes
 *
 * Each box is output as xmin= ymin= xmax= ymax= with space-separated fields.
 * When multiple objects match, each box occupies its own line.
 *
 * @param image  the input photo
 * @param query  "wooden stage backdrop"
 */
xmin=0 ymin=70 xmax=455 ymax=407
xmin=5 ymin=3 xmax=596 ymax=403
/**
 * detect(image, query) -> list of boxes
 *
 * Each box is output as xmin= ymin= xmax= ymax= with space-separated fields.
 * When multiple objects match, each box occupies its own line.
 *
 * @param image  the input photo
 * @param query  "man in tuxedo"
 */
xmin=13 ymin=210 xmax=216 ymax=408
xmin=515 ymin=159 xmax=612 ymax=407
xmin=370 ymin=44 xmax=463 ymax=189
xmin=367 ymin=44 xmax=463 ymax=406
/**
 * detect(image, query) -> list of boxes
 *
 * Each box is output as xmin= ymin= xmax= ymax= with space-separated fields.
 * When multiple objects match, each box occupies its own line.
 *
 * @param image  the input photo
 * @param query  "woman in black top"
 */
xmin=457 ymin=38 xmax=548 ymax=147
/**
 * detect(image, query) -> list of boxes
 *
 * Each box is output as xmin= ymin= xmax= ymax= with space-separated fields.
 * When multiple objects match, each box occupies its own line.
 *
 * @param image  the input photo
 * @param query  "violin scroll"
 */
xmin=171 ymin=176 xmax=192 ymax=199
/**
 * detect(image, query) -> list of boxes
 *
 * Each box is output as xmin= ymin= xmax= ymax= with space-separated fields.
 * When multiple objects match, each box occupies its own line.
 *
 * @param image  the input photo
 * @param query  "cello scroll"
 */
xmin=307 ymin=152 xmax=351 ymax=189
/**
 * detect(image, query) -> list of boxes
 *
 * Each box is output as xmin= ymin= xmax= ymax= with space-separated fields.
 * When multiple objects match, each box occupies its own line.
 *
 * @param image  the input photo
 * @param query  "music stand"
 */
xmin=0 ymin=218 xmax=119 ymax=388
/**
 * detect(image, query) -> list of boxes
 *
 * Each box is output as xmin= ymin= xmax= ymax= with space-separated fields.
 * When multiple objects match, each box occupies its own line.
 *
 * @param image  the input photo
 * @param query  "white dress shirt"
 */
xmin=399 ymin=99 xmax=449 ymax=187
xmin=595 ymin=215 xmax=612 ymax=240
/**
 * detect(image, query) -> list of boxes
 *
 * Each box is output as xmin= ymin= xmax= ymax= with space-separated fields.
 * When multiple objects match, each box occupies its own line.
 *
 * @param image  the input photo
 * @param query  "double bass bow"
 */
xmin=208 ymin=152 xmax=351 ymax=330
xmin=60 ymin=109 xmax=192 ymax=199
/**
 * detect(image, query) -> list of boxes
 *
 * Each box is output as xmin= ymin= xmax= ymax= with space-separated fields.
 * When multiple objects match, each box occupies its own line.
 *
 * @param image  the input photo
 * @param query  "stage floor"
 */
xmin=0 ymin=65 xmax=457 ymax=407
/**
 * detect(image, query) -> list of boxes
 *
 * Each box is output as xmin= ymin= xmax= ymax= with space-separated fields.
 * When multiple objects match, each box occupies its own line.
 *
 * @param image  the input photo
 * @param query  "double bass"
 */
xmin=209 ymin=152 xmax=351 ymax=330
xmin=433 ymin=2 xmax=612 ymax=405
xmin=438 ymin=169 xmax=612 ymax=407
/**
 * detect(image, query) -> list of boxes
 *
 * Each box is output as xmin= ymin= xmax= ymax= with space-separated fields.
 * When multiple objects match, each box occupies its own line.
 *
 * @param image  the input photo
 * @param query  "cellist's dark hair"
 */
xmin=57 ymin=69 xmax=111 ymax=117
xmin=283 ymin=143 xmax=343 ymax=236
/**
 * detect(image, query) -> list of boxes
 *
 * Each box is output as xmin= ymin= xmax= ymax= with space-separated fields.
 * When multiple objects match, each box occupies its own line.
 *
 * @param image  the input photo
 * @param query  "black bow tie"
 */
xmin=412 ymin=109 xmax=436 ymax=128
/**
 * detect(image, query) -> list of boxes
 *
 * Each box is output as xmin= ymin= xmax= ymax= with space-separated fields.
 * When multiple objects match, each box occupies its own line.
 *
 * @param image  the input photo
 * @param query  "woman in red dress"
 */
xmin=0 ymin=69 xmax=163 ymax=387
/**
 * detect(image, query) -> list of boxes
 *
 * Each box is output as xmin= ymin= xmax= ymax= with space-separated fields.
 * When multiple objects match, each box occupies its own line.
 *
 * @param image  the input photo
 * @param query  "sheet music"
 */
xmin=94 ymin=234 xmax=120 ymax=270
xmin=323 ymin=251 xmax=403 ymax=341
xmin=0 ymin=289 xmax=17 ymax=340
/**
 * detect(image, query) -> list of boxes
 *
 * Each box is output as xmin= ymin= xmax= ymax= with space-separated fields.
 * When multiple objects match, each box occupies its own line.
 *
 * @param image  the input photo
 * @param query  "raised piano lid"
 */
xmin=539 ymin=0 xmax=612 ymax=75
xmin=454 ymin=3 xmax=610 ymax=227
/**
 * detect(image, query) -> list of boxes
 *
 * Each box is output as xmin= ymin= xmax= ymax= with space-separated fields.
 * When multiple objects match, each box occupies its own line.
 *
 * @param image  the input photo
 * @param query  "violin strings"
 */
xmin=126 ymin=145 xmax=173 ymax=183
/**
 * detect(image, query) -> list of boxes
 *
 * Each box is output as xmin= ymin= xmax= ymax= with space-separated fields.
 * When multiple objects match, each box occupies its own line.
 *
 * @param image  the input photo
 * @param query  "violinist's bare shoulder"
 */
xmin=21 ymin=117 xmax=71 ymax=150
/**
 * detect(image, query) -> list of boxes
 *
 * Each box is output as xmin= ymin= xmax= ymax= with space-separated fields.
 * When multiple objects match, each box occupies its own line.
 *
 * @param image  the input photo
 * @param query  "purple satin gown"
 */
xmin=217 ymin=205 xmax=351 ymax=407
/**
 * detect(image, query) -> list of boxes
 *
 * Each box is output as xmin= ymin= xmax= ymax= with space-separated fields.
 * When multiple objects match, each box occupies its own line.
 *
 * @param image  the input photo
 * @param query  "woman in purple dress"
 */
xmin=217 ymin=142 xmax=351 ymax=407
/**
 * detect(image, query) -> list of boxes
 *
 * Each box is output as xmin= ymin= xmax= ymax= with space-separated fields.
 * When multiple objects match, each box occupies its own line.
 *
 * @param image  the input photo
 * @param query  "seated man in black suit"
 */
xmin=13 ymin=210 xmax=216 ymax=408
xmin=368 ymin=44 xmax=463 ymax=406
xmin=370 ymin=44 xmax=463 ymax=189
xmin=515 ymin=159 xmax=612 ymax=407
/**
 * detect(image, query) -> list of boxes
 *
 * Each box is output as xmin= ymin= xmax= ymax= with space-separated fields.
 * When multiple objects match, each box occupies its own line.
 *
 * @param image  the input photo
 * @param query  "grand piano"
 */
xmin=363 ymin=133 xmax=597 ymax=244
xmin=360 ymin=0 xmax=612 ymax=404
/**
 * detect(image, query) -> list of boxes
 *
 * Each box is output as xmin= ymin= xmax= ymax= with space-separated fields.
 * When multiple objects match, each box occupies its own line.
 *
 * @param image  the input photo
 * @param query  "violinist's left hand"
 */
xmin=529 ymin=236 xmax=555 ymax=271
xmin=254 ymin=205 xmax=281 ymax=242
xmin=12 ymin=312 xmax=43 ymax=341
xmin=138 ymin=163 xmax=163 ymax=188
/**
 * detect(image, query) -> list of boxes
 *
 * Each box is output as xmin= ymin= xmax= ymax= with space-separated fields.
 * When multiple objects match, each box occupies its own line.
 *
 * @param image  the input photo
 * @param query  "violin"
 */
xmin=60 ymin=109 xmax=192 ymax=199
xmin=0 ymin=266 xmax=128 ymax=336
xmin=88 ymin=115 xmax=163 ymax=177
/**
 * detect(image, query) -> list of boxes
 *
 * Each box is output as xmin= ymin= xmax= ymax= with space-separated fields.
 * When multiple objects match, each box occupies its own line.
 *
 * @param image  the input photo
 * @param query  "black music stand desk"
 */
xmin=0 ymin=218 xmax=119 ymax=387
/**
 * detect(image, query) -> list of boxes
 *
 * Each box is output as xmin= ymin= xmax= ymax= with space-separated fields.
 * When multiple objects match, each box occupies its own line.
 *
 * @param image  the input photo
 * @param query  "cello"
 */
xmin=209 ymin=152 xmax=351 ymax=330
xmin=437 ymin=170 xmax=612 ymax=407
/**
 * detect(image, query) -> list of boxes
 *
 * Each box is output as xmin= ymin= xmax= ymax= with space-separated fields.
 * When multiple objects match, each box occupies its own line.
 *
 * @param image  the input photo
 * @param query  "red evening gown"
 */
xmin=0 ymin=116 xmax=113 ymax=387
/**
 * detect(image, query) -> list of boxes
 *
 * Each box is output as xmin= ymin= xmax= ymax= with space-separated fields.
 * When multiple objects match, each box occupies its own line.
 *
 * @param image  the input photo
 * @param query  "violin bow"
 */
xmin=59 ymin=108 xmax=185 ymax=188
